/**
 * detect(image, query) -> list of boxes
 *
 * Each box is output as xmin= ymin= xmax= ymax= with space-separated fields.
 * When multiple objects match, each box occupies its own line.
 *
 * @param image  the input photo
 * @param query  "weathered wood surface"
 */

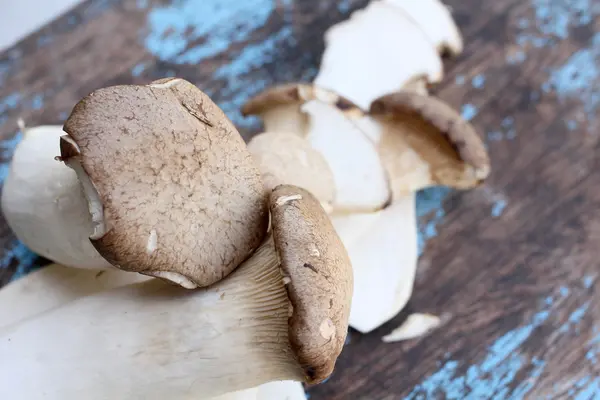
xmin=1 ymin=0 xmax=600 ymax=398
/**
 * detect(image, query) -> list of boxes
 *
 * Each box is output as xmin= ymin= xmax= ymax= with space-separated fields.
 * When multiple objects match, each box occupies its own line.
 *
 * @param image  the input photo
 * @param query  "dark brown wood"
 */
xmin=2 ymin=0 xmax=600 ymax=398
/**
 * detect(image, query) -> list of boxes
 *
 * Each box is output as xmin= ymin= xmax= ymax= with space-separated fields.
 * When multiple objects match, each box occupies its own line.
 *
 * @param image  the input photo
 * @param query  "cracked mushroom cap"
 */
xmin=60 ymin=77 xmax=269 ymax=288
xmin=270 ymin=185 xmax=353 ymax=384
xmin=367 ymin=91 xmax=490 ymax=197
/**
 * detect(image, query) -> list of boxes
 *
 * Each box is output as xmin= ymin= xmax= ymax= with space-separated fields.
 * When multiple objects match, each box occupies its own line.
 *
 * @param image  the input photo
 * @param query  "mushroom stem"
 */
xmin=0 ymin=125 xmax=112 ymax=270
xmin=0 ymin=238 xmax=302 ymax=399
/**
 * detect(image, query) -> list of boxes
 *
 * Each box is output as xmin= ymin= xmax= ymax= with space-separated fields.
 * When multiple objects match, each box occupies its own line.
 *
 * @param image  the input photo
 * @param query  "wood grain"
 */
xmin=2 ymin=0 xmax=600 ymax=398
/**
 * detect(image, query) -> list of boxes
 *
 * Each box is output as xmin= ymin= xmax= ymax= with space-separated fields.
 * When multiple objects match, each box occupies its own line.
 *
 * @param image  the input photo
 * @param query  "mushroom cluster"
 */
xmin=1 ymin=0 xmax=489 ymax=398
xmin=0 ymin=79 xmax=354 ymax=399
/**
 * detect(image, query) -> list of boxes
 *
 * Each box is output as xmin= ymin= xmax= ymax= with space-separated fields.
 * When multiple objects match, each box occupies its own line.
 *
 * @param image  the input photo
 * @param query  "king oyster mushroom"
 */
xmin=0 ymin=185 xmax=353 ymax=399
xmin=243 ymin=84 xmax=489 ymax=334
xmin=5 ymin=78 xmax=270 ymax=289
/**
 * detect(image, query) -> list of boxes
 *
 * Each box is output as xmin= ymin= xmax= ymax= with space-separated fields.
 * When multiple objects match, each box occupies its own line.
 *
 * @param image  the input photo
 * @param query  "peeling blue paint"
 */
xmin=406 ymin=305 xmax=551 ymax=399
xmin=455 ymin=74 xmax=466 ymax=85
xmin=472 ymin=74 xmax=486 ymax=89
xmin=507 ymin=50 xmax=527 ymax=65
xmin=30 ymin=94 xmax=44 ymax=110
xmin=338 ymin=0 xmax=352 ymax=13
xmin=0 ymin=93 xmax=21 ymax=126
xmin=416 ymin=187 xmax=451 ymax=256
xmin=131 ymin=62 xmax=146 ymax=77
xmin=144 ymin=0 xmax=275 ymax=64
xmin=583 ymin=276 xmax=594 ymax=289
xmin=491 ymin=199 xmax=507 ymax=218
xmin=461 ymin=104 xmax=478 ymax=121
xmin=558 ymin=302 xmax=590 ymax=333
xmin=560 ymin=286 xmax=570 ymax=297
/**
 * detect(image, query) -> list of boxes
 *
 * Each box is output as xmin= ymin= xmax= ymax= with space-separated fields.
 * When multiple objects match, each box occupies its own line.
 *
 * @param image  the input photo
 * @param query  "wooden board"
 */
xmin=1 ymin=0 xmax=600 ymax=398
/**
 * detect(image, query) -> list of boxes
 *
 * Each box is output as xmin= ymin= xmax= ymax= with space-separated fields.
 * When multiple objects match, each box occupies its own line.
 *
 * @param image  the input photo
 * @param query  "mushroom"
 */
xmin=247 ymin=131 xmax=336 ymax=212
xmin=313 ymin=0 xmax=444 ymax=109
xmin=56 ymin=78 xmax=269 ymax=288
xmin=0 ymin=185 xmax=353 ymax=399
xmin=244 ymin=86 xmax=489 ymax=334
xmin=1 ymin=125 xmax=113 ymax=270
xmin=381 ymin=313 xmax=442 ymax=343
xmin=383 ymin=0 xmax=463 ymax=57
xmin=242 ymin=83 xmax=390 ymax=213
xmin=0 ymin=265 xmax=307 ymax=400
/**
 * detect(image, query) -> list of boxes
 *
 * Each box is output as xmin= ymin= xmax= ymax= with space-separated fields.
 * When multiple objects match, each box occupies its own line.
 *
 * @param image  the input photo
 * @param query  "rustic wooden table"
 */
xmin=1 ymin=0 xmax=599 ymax=398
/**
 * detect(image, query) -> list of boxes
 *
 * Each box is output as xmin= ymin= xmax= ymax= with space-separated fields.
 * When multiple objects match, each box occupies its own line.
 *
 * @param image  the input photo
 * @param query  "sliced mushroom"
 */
xmin=256 ymin=381 xmax=307 ymax=400
xmin=1 ymin=126 xmax=113 ymax=270
xmin=243 ymin=84 xmax=390 ymax=213
xmin=59 ymin=78 xmax=269 ymax=288
xmin=313 ymin=0 xmax=443 ymax=109
xmin=382 ymin=313 xmax=442 ymax=343
xmin=383 ymin=0 xmax=463 ymax=57
xmin=0 ymin=185 xmax=352 ymax=399
xmin=247 ymin=132 xmax=336 ymax=212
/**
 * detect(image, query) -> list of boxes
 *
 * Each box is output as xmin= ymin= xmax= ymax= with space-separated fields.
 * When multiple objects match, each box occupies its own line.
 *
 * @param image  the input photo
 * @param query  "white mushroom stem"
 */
xmin=0 ymin=126 xmax=112 ymax=269
xmin=0 ymin=238 xmax=305 ymax=399
xmin=314 ymin=0 xmax=443 ymax=109
xmin=331 ymin=196 xmax=417 ymax=333
xmin=0 ymin=266 xmax=307 ymax=400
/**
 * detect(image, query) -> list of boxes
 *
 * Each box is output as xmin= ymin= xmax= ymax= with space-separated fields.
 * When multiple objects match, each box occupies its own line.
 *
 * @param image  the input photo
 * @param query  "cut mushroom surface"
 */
xmin=247 ymin=132 xmax=336 ymax=211
xmin=60 ymin=78 xmax=269 ymax=288
xmin=1 ymin=126 xmax=112 ymax=270
xmin=332 ymin=195 xmax=417 ymax=333
xmin=382 ymin=313 xmax=442 ymax=343
xmin=244 ymin=84 xmax=391 ymax=213
xmin=384 ymin=0 xmax=463 ymax=56
xmin=314 ymin=0 xmax=443 ymax=109
xmin=0 ymin=185 xmax=352 ymax=399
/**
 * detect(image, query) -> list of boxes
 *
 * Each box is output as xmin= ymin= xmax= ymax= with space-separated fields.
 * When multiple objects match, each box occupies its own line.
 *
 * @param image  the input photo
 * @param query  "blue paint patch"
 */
xmin=472 ymin=74 xmax=486 ymax=89
xmin=0 ymin=92 xmax=21 ymax=126
xmin=487 ymin=131 xmax=503 ymax=142
xmin=545 ymin=32 xmax=600 ymax=123
xmin=0 ymin=130 xmax=24 ymax=182
xmin=131 ymin=63 xmax=146 ymax=77
xmin=338 ymin=0 xmax=352 ymax=13
xmin=558 ymin=302 xmax=590 ymax=333
xmin=406 ymin=305 xmax=552 ymax=399
xmin=507 ymin=50 xmax=527 ymax=65
xmin=560 ymin=286 xmax=570 ymax=297
xmin=455 ymin=75 xmax=466 ymax=85
xmin=532 ymin=0 xmax=596 ymax=39
xmin=208 ymin=26 xmax=293 ymax=127
xmin=461 ymin=104 xmax=478 ymax=121
xmin=144 ymin=0 xmax=275 ymax=64
xmin=30 ymin=94 xmax=44 ymax=110
xmin=491 ymin=199 xmax=507 ymax=218
xmin=416 ymin=187 xmax=451 ymax=255
xmin=574 ymin=377 xmax=600 ymax=399
xmin=583 ymin=276 xmax=594 ymax=289
xmin=3 ymin=241 xmax=39 ymax=282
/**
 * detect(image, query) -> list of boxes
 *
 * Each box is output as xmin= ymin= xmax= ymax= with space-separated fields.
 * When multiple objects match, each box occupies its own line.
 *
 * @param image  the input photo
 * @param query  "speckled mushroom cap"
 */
xmin=269 ymin=185 xmax=353 ymax=384
xmin=241 ymin=83 xmax=359 ymax=119
xmin=61 ymin=77 xmax=269 ymax=288
xmin=368 ymin=90 xmax=490 ymax=191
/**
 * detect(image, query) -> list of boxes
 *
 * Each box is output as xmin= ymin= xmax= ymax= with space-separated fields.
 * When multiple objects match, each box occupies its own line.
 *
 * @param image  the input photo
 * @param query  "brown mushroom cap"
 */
xmin=368 ymin=91 xmax=490 ymax=191
xmin=247 ymin=132 xmax=336 ymax=209
xmin=61 ymin=77 xmax=269 ymax=287
xmin=241 ymin=83 xmax=359 ymax=120
xmin=269 ymin=185 xmax=353 ymax=384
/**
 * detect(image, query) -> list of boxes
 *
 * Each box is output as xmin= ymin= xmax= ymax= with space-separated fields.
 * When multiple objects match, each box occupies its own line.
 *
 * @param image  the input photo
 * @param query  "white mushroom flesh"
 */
xmin=260 ymin=105 xmax=308 ymax=136
xmin=382 ymin=313 xmax=441 ymax=343
xmin=314 ymin=0 xmax=443 ymax=109
xmin=0 ymin=238 xmax=304 ymax=399
xmin=332 ymin=195 xmax=417 ymax=334
xmin=256 ymin=381 xmax=307 ymax=400
xmin=302 ymin=100 xmax=390 ymax=212
xmin=384 ymin=0 xmax=463 ymax=55
xmin=0 ymin=126 xmax=112 ymax=269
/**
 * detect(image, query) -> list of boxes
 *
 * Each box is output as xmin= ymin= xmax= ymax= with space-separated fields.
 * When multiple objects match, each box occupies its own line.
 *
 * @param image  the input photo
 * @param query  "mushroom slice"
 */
xmin=256 ymin=381 xmax=306 ymax=400
xmin=358 ymin=91 xmax=490 ymax=199
xmin=382 ymin=313 xmax=441 ymax=343
xmin=60 ymin=78 xmax=269 ymax=288
xmin=1 ymin=126 xmax=112 ymax=270
xmin=247 ymin=132 xmax=336 ymax=212
xmin=0 ymin=185 xmax=352 ymax=399
xmin=383 ymin=0 xmax=464 ymax=57
xmin=244 ymin=84 xmax=391 ymax=213
xmin=332 ymin=196 xmax=417 ymax=333
xmin=314 ymin=0 xmax=443 ymax=109
xmin=0 ymin=264 xmax=149 ymax=329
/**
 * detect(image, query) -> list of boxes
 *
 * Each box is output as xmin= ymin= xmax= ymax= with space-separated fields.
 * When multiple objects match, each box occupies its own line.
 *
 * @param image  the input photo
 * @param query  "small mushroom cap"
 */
xmin=241 ymin=83 xmax=358 ymax=120
xmin=369 ymin=91 xmax=490 ymax=191
xmin=62 ymin=77 xmax=269 ymax=287
xmin=269 ymin=185 xmax=353 ymax=384
xmin=247 ymin=132 xmax=336 ymax=209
